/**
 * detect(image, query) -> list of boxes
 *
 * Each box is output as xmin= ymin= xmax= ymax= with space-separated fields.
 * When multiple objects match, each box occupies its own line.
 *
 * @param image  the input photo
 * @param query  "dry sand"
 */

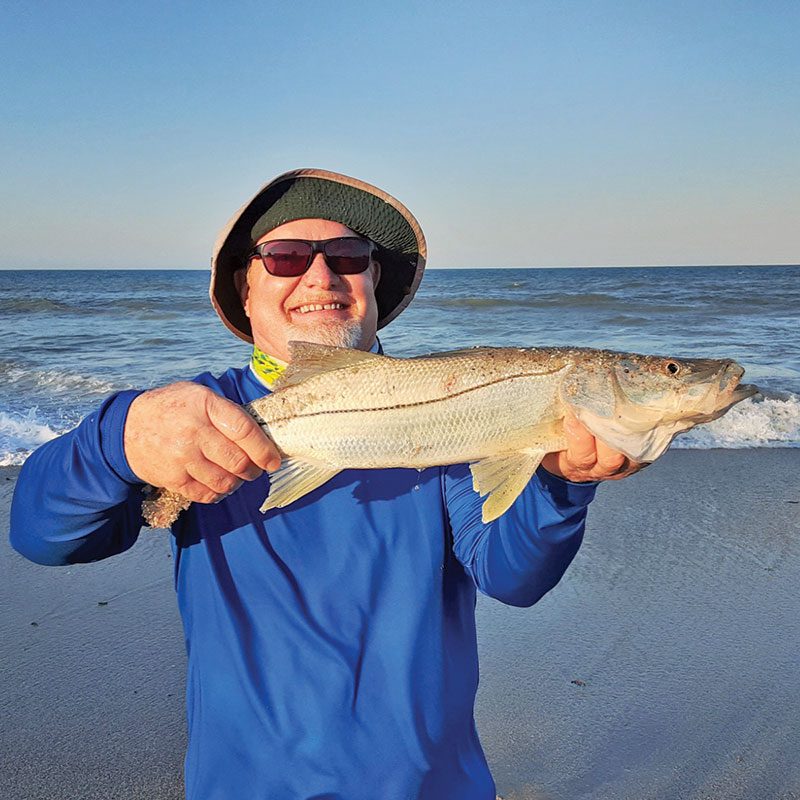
xmin=2 ymin=449 xmax=799 ymax=800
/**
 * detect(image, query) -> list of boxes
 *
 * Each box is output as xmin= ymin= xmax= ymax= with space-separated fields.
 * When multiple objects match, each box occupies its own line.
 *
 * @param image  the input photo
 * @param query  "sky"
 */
xmin=1 ymin=0 xmax=798 ymax=269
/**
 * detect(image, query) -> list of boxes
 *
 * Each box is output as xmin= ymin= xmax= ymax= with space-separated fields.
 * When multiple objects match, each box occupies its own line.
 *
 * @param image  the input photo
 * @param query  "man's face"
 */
xmin=236 ymin=218 xmax=381 ymax=362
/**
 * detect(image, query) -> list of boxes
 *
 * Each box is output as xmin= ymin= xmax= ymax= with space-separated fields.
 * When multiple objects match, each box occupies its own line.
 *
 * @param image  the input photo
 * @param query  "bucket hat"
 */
xmin=210 ymin=168 xmax=427 ymax=343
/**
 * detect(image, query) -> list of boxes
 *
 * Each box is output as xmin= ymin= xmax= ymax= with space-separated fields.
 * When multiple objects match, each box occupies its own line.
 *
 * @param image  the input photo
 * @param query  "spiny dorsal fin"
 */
xmin=274 ymin=342 xmax=386 ymax=390
xmin=415 ymin=346 xmax=504 ymax=360
xmin=470 ymin=448 xmax=546 ymax=523
xmin=415 ymin=346 xmax=566 ymax=376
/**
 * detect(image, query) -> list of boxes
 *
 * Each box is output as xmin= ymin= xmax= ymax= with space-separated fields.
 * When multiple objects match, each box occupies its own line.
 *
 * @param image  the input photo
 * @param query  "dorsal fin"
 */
xmin=415 ymin=346 xmax=502 ymax=360
xmin=274 ymin=342 xmax=386 ymax=390
xmin=415 ymin=346 xmax=565 ymax=377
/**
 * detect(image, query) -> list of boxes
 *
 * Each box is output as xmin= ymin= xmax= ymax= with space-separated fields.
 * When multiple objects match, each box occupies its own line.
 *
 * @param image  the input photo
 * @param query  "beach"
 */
xmin=2 ymin=449 xmax=798 ymax=800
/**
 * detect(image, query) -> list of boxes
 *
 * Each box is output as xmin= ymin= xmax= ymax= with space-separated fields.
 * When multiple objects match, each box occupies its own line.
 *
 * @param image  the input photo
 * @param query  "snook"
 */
xmin=142 ymin=343 xmax=756 ymax=527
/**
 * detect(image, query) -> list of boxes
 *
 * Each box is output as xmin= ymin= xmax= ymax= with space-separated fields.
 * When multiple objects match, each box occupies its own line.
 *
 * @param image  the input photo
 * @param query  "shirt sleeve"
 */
xmin=9 ymin=389 xmax=147 ymax=566
xmin=444 ymin=462 xmax=597 ymax=607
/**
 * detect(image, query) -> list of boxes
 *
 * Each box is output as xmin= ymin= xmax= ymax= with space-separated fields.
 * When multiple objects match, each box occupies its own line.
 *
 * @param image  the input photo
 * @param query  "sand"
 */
xmin=2 ymin=449 xmax=799 ymax=800
xmin=1 ymin=465 xmax=186 ymax=800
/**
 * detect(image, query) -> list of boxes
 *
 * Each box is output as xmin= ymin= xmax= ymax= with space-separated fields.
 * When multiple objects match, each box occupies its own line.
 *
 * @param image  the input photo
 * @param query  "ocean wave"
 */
xmin=689 ymin=293 xmax=796 ymax=309
xmin=0 ymin=298 xmax=78 ymax=314
xmin=425 ymin=293 xmax=627 ymax=309
xmin=674 ymin=394 xmax=800 ymax=449
xmin=107 ymin=297 xmax=209 ymax=314
xmin=421 ymin=293 xmax=691 ymax=313
xmin=0 ymin=409 xmax=64 ymax=466
xmin=1 ymin=365 xmax=120 ymax=398
xmin=0 ymin=295 xmax=206 ymax=317
xmin=602 ymin=315 xmax=651 ymax=326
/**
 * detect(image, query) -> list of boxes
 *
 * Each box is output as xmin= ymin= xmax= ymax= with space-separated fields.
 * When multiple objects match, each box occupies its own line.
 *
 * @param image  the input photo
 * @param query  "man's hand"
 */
xmin=124 ymin=382 xmax=282 ymax=504
xmin=541 ymin=411 xmax=643 ymax=483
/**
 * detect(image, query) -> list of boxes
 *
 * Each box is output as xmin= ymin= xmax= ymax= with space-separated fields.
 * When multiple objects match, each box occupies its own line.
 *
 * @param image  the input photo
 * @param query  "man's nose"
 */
xmin=301 ymin=252 xmax=341 ymax=288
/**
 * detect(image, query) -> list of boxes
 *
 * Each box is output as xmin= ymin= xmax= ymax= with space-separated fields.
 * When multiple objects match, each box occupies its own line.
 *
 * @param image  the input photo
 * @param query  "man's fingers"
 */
xmin=594 ymin=438 xmax=645 ymax=480
xmin=543 ymin=411 xmax=643 ymax=482
xmin=174 ymin=473 xmax=234 ymax=505
xmin=199 ymin=430 xmax=263 ymax=481
xmin=205 ymin=393 xmax=282 ymax=471
xmin=594 ymin=438 xmax=627 ymax=474
xmin=185 ymin=459 xmax=244 ymax=502
xmin=563 ymin=411 xmax=597 ymax=471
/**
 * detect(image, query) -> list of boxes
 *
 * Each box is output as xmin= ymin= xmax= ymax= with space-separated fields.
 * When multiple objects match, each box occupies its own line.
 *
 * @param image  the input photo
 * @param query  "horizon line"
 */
xmin=0 ymin=263 xmax=798 ymax=272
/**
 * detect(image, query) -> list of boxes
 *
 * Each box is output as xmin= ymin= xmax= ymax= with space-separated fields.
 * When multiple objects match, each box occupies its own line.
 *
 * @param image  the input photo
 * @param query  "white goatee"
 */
xmin=284 ymin=319 xmax=368 ymax=350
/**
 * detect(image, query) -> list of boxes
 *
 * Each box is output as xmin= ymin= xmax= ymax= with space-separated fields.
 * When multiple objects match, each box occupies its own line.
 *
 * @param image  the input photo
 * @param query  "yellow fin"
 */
xmin=260 ymin=458 xmax=341 ymax=512
xmin=470 ymin=449 xmax=546 ymax=523
xmin=274 ymin=342 xmax=385 ymax=390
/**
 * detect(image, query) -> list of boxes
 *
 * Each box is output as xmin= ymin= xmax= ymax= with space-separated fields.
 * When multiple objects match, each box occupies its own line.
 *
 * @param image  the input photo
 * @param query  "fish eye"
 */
xmin=664 ymin=361 xmax=681 ymax=376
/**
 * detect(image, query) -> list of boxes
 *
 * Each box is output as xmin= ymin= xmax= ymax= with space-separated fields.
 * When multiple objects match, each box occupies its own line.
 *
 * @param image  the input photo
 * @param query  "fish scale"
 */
xmin=262 ymin=347 xmax=570 ymax=418
xmin=262 ymin=370 xmax=566 ymax=468
xmin=251 ymin=348 xmax=564 ymax=469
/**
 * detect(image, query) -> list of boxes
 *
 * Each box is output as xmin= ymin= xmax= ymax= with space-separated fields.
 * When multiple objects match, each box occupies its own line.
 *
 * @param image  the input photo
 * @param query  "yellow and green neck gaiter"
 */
xmin=250 ymin=345 xmax=288 ymax=390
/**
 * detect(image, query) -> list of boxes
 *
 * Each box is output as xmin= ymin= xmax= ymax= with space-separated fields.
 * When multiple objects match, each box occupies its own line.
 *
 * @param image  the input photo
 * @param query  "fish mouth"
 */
xmin=685 ymin=359 xmax=742 ymax=385
xmin=729 ymin=382 xmax=759 ymax=403
xmin=711 ymin=363 xmax=758 ymax=415
xmin=670 ymin=359 xmax=757 ymax=422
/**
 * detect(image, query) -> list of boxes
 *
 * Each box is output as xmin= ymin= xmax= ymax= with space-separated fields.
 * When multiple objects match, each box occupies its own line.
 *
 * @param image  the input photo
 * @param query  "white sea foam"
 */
xmin=3 ymin=366 xmax=118 ymax=398
xmin=0 ymin=366 xmax=119 ymax=465
xmin=674 ymin=394 xmax=800 ymax=449
xmin=0 ymin=409 xmax=67 ymax=466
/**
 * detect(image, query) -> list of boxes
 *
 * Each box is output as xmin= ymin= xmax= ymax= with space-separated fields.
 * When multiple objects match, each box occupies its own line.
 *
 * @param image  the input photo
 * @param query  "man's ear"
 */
xmin=370 ymin=257 xmax=381 ymax=289
xmin=233 ymin=267 xmax=250 ymax=317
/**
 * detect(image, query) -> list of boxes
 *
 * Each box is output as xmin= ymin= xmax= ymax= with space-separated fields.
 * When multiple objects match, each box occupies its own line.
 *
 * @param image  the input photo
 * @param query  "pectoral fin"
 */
xmin=260 ymin=458 xmax=341 ymax=513
xmin=470 ymin=449 xmax=546 ymax=523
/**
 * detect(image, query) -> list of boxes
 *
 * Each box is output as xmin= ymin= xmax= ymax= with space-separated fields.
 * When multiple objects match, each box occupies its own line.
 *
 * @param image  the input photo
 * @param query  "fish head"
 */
xmin=561 ymin=351 xmax=758 ymax=463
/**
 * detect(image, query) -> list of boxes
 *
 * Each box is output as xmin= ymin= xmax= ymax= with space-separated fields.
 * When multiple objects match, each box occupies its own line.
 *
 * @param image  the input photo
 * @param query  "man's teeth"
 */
xmin=295 ymin=303 xmax=345 ymax=314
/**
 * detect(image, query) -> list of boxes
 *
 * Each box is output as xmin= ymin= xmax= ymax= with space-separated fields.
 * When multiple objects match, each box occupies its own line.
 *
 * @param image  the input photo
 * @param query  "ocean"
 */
xmin=1 ymin=265 xmax=798 ymax=465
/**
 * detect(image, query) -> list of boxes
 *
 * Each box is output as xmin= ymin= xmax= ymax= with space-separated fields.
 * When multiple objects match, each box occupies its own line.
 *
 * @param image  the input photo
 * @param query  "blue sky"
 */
xmin=2 ymin=0 xmax=798 ymax=268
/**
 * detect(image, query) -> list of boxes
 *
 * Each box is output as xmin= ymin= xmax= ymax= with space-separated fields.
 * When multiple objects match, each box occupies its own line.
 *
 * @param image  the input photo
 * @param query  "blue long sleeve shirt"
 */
xmin=10 ymin=362 xmax=597 ymax=800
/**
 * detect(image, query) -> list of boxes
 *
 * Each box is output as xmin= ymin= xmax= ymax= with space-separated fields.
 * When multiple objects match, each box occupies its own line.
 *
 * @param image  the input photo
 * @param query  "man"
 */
xmin=10 ymin=169 xmax=639 ymax=799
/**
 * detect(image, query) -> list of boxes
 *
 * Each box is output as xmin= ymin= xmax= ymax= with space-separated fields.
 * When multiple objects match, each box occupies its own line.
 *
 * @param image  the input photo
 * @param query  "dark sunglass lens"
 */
xmin=260 ymin=241 xmax=312 ymax=277
xmin=324 ymin=238 xmax=372 ymax=274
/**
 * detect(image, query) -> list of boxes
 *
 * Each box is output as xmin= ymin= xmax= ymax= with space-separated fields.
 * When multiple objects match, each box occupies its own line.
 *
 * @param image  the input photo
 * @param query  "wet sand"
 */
xmin=478 ymin=448 xmax=800 ymax=800
xmin=0 ymin=465 xmax=186 ymax=800
xmin=2 ymin=449 xmax=799 ymax=800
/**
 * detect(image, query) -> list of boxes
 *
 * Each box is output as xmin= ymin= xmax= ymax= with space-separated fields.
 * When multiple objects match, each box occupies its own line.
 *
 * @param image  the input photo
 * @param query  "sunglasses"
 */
xmin=248 ymin=237 xmax=375 ymax=278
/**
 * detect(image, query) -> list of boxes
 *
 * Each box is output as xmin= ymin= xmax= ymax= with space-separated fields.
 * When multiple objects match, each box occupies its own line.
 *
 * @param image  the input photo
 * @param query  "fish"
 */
xmin=141 ymin=342 xmax=758 ymax=528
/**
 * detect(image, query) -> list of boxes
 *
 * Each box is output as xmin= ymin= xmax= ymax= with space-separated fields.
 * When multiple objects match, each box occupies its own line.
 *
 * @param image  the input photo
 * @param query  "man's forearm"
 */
xmin=10 ymin=390 xmax=146 ymax=566
xmin=446 ymin=463 xmax=597 ymax=607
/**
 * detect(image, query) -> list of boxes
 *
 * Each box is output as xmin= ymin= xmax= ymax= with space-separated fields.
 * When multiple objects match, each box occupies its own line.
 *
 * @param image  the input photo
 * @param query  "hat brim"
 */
xmin=210 ymin=169 xmax=427 ymax=343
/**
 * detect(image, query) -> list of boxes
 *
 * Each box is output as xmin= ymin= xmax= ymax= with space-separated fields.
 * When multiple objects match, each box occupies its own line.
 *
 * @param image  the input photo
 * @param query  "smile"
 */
xmin=293 ymin=303 xmax=347 ymax=314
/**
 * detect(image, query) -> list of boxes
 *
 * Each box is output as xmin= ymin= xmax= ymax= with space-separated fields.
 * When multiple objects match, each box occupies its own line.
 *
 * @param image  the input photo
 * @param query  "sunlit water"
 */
xmin=1 ymin=266 xmax=798 ymax=464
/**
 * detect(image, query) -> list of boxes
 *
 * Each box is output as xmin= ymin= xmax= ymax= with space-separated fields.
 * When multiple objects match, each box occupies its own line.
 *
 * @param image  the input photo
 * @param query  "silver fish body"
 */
xmin=140 ymin=342 xmax=756 ymax=527
xmin=242 ymin=342 xmax=756 ymax=523
xmin=254 ymin=347 xmax=570 ymax=469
